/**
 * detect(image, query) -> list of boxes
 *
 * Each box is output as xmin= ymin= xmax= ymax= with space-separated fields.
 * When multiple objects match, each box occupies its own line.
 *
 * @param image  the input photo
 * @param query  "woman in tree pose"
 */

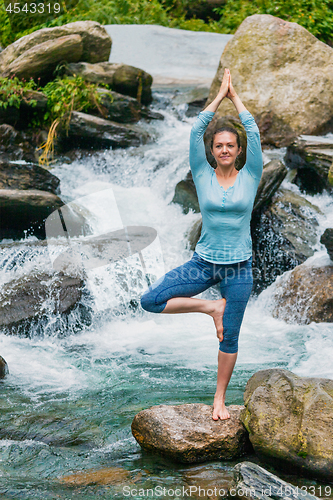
xmin=141 ymin=69 xmax=263 ymax=420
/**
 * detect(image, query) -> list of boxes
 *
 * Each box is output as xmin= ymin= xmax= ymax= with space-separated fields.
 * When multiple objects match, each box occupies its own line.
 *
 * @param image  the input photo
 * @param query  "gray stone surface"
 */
xmin=106 ymin=24 xmax=232 ymax=87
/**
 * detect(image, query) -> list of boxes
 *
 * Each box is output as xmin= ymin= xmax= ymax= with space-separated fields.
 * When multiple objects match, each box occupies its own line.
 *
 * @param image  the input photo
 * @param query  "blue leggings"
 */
xmin=140 ymin=252 xmax=253 ymax=354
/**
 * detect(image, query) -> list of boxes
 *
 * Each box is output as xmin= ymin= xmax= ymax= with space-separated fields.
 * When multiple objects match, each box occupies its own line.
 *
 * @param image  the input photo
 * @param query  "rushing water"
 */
xmin=0 ymin=90 xmax=333 ymax=499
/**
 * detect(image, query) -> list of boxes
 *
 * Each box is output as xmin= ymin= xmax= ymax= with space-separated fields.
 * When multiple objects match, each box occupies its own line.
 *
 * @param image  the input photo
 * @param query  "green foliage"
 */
xmin=41 ymin=75 xmax=103 ymax=126
xmin=1 ymin=0 xmax=333 ymax=50
xmin=0 ymin=0 xmax=169 ymax=46
xmin=214 ymin=0 xmax=333 ymax=44
xmin=0 ymin=76 xmax=37 ymax=110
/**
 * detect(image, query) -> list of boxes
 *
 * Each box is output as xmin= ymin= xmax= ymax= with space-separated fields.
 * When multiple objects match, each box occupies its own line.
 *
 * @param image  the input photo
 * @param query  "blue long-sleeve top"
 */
xmin=189 ymin=110 xmax=263 ymax=264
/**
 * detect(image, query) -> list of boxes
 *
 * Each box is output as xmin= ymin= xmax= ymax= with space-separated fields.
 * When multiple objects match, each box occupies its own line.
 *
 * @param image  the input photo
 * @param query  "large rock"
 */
xmin=253 ymin=160 xmax=287 ymax=213
xmin=241 ymin=369 xmax=333 ymax=481
xmin=321 ymin=229 xmax=333 ymax=261
xmin=230 ymin=461 xmax=318 ymax=500
xmin=0 ymin=161 xmax=60 ymax=194
xmin=2 ymin=35 xmax=83 ymax=81
xmin=251 ymin=188 xmax=321 ymax=293
xmin=0 ymin=189 xmax=64 ymax=239
xmin=285 ymin=136 xmax=333 ymax=194
xmin=0 ymin=272 xmax=84 ymax=333
xmin=131 ymin=403 xmax=251 ymax=463
xmin=272 ymin=263 xmax=333 ymax=324
xmin=0 ymin=356 xmax=8 ymax=379
xmin=207 ymin=14 xmax=333 ymax=147
xmin=65 ymin=62 xmax=153 ymax=105
xmin=0 ymin=21 xmax=112 ymax=73
xmin=93 ymin=89 xmax=163 ymax=124
xmin=0 ymin=125 xmax=36 ymax=162
xmin=172 ymin=171 xmax=200 ymax=214
xmin=62 ymin=111 xmax=150 ymax=149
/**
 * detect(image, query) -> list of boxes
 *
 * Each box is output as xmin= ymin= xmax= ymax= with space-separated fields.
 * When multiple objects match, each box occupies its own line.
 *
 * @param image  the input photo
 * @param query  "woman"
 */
xmin=141 ymin=68 xmax=263 ymax=420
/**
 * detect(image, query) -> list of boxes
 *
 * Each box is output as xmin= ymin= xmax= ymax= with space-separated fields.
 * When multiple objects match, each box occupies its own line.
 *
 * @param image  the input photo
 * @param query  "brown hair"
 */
xmin=210 ymin=126 xmax=241 ymax=150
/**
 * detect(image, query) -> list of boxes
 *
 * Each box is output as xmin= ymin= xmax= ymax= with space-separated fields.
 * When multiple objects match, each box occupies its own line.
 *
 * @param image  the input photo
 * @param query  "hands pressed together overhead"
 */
xmin=219 ymin=68 xmax=237 ymax=100
xmin=204 ymin=67 xmax=246 ymax=114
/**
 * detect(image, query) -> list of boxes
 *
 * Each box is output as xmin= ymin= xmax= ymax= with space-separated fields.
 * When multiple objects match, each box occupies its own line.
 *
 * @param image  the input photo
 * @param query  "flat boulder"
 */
xmin=131 ymin=403 xmax=251 ymax=463
xmin=0 ymin=160 xmax=60 ymax=193
xmin=2 ymin=35 xmax=83 ymax=81
xmin=0 ymin=21 xmax=111 ymax=73
xmin=0 ymin=188 xmax=64 ymax=239
xmin=285 ymin=135 xmax=333 ymax=194
xmin=230 ymin=461 xmax=318 ymax=500
xmin=65 ymin=62 xmax=153 ymax=104
xmin=272 ymin=262 xmax=333 ymax=324
xmin=63 ymin=111 xmax=150 ymax=149
xmin=0 ymin=271 xmax=84 ymax=333
xmin=207 ymin=14 xmax=333 ymax=147
xmin=241 ymin=369 xmax=333 ymax=481
xmin=94 ymin=89 xmax=163 ymax=123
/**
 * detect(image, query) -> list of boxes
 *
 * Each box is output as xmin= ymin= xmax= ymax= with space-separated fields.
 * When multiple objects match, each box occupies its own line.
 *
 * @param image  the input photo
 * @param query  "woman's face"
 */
xmin=211 ymin=131 xmax=241 ymax=169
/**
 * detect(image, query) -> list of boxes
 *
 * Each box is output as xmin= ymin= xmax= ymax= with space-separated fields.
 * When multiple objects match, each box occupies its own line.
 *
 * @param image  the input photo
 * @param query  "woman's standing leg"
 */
xmin=213 ymin=258 xmax=253 ymax=420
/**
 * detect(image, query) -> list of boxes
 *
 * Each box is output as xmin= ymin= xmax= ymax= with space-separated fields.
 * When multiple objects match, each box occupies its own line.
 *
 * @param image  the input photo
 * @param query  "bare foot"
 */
xmin=206 ymin=299 xmax=226 ymax=342
xmin=212 ymin=396 xmax=230 ymax=420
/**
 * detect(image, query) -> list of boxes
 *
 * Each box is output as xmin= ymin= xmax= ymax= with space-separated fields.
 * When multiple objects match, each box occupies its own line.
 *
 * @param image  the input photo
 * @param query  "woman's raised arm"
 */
xmin=204 ymin=68 xmax=230 ymax=113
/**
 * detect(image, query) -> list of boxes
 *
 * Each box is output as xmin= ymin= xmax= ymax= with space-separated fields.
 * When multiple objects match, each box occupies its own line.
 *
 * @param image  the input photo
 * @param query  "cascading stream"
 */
xmin=0 ymin=90 xmax=332 ymax=499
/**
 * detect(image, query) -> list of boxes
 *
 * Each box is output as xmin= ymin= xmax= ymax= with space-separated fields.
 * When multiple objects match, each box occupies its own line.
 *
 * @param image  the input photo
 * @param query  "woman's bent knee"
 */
xmin=140 ymin=290 xmax=166 ymax=314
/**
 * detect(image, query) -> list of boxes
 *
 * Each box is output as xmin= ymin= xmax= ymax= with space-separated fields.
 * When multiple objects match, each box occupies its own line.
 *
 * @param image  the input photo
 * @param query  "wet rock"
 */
xmin=0 ymin=92 xmax=47 ymax=129
xmin=2 ymin=35 xmax=83 ymax=82
xmin=65 ymin=61 xmax=153 ymax=104
xmin=251 ymin=188 xmax=321 ymax=293
xmin=207 ymin=14 xmax=333 ymax=146
xmin=172 ymin=171 xmax=200 ymax=214
xmin=321 ymin=229 xmax=333 ymax=261
xmin=59 ymin=467 xmax=131 ymax=486
xmin=0 ymin=160 xmax=60 ymax=194
xmin=329 ymin=163 xmax=333 ymax=186
xmin=272 ymin=263 xmax=333 ymax=324
xmin=0 ymin=124 xmax=36 ymax=162
xmin=253 ymin=160 xmax=287 ymax=213
xmin=0 ymin=21 xmax=112 ymax=73
xmin=172 ymin=86 xmax=209 ymax=117
xmin=0 ymin=271 xmax=84 ymax=332
xmin=131 ymin=403 xmax=251 ymax=463
xmin=230 ymin=461 xmax=318 ymax=500
xmin=62 ymin=111 xmax=150 ymax=149
xmin=0 ymin=188 xmax=64 ymax=239
xmin=285 ymin=136 xmax=333 ymax=194
xmin=0 ymin=356 xmax=9 ymax=379
xmin=182 ymin=465 xmax=232 ymax=500
xmin=93 ymin=89 xmax=163 ymax=124
xmin=241 ymin=369 xmax=333 ymax=481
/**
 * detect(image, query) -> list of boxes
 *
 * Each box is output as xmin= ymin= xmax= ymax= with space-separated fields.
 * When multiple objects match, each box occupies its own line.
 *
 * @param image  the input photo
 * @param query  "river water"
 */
xmin=0 ymin=89 xmax=333 ymax=499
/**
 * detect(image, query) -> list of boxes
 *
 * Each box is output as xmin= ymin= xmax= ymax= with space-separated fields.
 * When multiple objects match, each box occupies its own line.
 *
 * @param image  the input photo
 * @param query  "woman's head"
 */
xmin=210 ymin=126 xmax=242 ymax=170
